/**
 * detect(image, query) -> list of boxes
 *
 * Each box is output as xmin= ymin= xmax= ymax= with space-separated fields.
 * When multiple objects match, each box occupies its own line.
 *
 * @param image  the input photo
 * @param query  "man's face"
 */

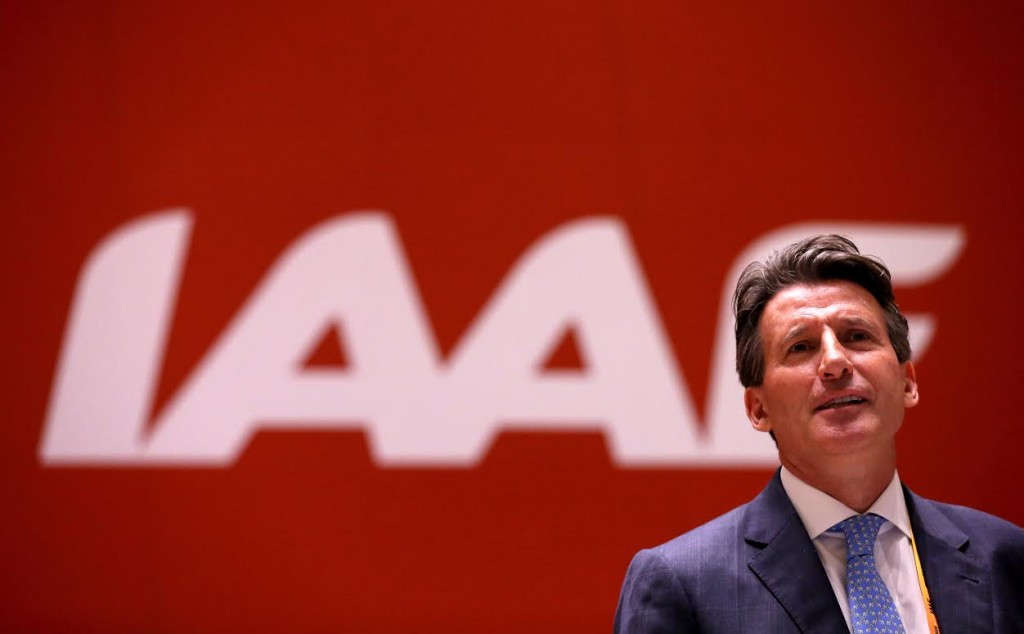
xmin=743 ymin=281 xmax=918 ymax=471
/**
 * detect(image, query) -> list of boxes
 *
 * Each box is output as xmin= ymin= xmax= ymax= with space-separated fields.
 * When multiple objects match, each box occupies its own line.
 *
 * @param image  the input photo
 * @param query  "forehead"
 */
xmin=760 ymin=281 xmax=886 ymax=334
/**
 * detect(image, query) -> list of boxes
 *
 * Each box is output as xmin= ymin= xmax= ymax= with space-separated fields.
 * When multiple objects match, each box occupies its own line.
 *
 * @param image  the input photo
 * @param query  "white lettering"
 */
xmin=39 ymin=212 xmax=965 ymax=467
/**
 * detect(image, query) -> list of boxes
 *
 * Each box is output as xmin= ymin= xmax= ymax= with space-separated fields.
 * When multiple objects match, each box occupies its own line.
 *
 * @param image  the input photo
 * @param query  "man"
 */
xmin=613 ymin=235 xmax=1024 ymax=633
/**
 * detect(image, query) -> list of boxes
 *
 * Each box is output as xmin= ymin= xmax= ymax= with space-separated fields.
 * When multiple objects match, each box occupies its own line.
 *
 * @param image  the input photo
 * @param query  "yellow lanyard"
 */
xmin=908 ymin=526 xmax=941 ymax=634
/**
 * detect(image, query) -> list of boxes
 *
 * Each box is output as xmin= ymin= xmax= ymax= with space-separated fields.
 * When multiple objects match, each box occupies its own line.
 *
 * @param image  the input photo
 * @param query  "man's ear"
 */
xmin=903 ymin=361 xmax=920 ymax=408
xmin=744 ymin=387 xmax=773 ymax=433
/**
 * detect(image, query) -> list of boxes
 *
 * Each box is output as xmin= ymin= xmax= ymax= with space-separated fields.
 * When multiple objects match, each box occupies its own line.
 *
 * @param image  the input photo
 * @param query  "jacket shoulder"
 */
xmin=646 ymin=503 xmax=752 ymax=568
xmin=913 ymin=494 xmax=1024 ymax=549
xmin=613 ymin=504 xmax=754 ymax=634
xmin=909 ymin=493 xmax=1024 ymax=628
xmin=920 ymin=498 xmax=1024 ymax=573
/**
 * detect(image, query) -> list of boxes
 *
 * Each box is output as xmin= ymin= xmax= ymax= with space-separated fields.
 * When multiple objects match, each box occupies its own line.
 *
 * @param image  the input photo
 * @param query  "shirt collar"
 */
xmin=780 ymin=466 xmax=913 ymax=540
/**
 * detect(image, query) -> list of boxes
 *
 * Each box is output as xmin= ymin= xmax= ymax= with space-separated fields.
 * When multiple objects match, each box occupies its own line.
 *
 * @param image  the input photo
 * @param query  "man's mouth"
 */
xmin=815 ymin=395 xmax=867 ymax=411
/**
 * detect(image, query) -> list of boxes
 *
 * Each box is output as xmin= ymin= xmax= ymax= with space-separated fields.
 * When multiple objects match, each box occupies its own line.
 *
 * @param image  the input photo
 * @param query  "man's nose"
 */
xmin=818 ymin=331 xmax=852 ymax=380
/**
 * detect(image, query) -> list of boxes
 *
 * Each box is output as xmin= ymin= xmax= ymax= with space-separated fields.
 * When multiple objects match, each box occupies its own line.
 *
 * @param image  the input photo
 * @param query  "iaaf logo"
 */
xmin=40 ymin=211 xmax=964 ymax=468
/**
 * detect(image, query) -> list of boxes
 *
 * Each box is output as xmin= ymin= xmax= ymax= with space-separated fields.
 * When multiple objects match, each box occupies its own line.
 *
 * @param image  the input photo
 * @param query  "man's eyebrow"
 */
xmin=780 ymin=323 xmax=812 ymax=344
xmin=779 ymin=315 xmax=880 ymax=344
xmin=839 ymin=315 xmax=880 ymax=329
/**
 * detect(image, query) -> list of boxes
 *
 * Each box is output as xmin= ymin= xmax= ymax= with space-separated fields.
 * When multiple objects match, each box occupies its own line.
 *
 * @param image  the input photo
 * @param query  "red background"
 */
xmin=3 ymin=2 xmax=1023 ymax=631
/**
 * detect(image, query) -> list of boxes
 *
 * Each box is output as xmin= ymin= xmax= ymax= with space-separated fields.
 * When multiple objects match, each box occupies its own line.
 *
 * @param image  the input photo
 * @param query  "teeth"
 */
xmin=820 ymin=396 xmax=865 ymax=409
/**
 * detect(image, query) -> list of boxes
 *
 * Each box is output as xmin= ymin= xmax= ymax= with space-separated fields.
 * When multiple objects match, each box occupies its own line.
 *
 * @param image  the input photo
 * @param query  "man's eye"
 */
xmin=848 ymin=331 xmax=870 ymax=342
xmin=788 ymin=342 xmax=810 ymax=353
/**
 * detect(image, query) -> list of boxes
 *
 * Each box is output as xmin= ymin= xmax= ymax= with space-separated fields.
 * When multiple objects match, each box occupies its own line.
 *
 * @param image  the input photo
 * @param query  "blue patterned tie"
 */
xmin=829 ymin=513 xmax=906 ymax=634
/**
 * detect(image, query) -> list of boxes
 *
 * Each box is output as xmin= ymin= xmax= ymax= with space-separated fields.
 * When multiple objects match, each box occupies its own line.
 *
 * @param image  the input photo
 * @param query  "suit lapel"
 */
xmin=745 ymin=472 xmax=849 ymax=634
xmin=905 ymin=489 xmax=992 ymax=633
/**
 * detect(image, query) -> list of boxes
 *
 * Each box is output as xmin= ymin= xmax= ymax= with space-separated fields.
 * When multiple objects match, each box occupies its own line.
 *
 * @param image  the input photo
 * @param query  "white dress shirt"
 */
xmin=780 ymin=467 xmax=929 ymax=634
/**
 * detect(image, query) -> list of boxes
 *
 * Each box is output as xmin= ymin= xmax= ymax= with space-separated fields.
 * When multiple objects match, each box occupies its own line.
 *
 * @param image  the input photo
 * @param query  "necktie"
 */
xmin=830 ymin=513 xmax=906 ymax=634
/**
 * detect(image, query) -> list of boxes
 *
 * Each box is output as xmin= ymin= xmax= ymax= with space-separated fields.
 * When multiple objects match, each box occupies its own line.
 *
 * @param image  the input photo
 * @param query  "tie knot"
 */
xmin=829 ymin=513 xmax=885 ymax=557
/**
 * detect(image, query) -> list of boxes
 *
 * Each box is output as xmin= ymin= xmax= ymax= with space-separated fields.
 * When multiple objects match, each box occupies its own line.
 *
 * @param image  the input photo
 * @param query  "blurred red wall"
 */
xmin=2 ymin=1 xmax=1023 ymax=631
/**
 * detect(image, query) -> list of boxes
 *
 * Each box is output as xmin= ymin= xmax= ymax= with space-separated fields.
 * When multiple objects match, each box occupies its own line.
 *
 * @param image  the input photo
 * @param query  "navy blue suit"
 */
xmin=614 ymin=471 xmax=1024 ymax=633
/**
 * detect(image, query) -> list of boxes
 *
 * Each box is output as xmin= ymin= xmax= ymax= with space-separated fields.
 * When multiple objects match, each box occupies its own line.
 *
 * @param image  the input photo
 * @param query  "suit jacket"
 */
xmin=614 ymin=471 xmax=1024 ymax=633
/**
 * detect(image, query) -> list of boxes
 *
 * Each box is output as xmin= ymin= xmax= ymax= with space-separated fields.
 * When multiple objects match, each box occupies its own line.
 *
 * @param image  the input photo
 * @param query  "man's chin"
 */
xmin=814 ymin=417 xmax=884 ymax=449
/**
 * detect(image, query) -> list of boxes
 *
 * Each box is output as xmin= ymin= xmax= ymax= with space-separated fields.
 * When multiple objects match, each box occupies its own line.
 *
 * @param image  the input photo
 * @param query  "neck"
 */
xmin=781 ymin=453 xmax=896 ymax=513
